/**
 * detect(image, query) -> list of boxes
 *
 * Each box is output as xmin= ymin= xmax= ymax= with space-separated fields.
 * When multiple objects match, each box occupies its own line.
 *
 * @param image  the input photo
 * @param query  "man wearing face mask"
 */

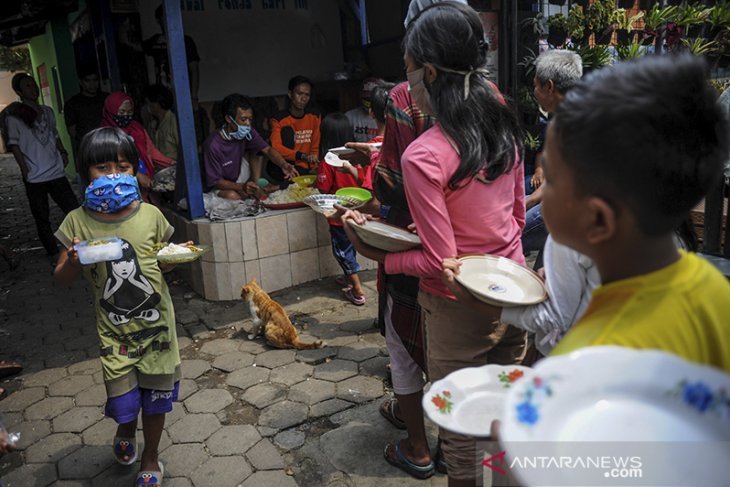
xmin=203 ymin=93 xmax=296 ymax=200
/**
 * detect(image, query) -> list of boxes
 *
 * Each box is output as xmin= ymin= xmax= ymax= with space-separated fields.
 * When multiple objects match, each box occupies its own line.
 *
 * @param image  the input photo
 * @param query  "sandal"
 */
xmin=335 ymin=275 xmax=353 ymax=292
xmin=343 ymin=288 xmax=366 ymax=306
xmin=0 ymin=360 xmax=22 ymax=379
xmin=384 ymin=441 xmax=435 ymax=480
xmin=379 ymin=397 xmax=407 ymax=430
xmin=113 ymin=436 xmax=137 ymax=466
xmin=135 ymin=461 xmax=164 ymax=486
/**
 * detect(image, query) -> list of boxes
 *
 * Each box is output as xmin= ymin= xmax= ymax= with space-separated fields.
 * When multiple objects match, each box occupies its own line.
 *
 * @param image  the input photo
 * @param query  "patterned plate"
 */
xmin=422 ymin=364 xmax=533 ymax=436
xmin=501 ymin=346 xmax=730 ymax=485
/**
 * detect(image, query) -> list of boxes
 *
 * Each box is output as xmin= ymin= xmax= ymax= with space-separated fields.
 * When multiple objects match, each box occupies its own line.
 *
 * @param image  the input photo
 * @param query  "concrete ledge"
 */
xmin=162 ymin=207 xmax=377 ymax=301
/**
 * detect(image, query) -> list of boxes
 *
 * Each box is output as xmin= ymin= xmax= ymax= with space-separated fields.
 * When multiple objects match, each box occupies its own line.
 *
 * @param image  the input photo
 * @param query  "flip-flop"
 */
xmin=113 ymin=436 xmax=138 ymax=465
xmin=0 ymin=361 xmax=22 ymax=379
xmin=343 ymin=288 xmax=366 ymax=306
xmin=335 ymin=275 xmax=353 ymax=292
xmin=135 ymin=461 xmax=164 ymax=486
xmin=383 ymin=441 xmax=435 ymax=480
xmin=379 ymin=397 xmax=407 ymax=430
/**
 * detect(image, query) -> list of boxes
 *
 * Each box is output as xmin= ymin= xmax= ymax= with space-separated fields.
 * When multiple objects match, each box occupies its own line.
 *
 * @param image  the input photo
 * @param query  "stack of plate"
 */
xmin=347 ymin=219 xmax=421 ymax=252
xmin=303 ymin=194 xmax=363 ymax=214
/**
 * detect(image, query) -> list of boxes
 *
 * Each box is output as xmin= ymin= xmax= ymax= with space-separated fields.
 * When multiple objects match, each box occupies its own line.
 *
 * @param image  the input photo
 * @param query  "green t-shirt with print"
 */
xmin=57 ymin=203 xmax=181 ymax=397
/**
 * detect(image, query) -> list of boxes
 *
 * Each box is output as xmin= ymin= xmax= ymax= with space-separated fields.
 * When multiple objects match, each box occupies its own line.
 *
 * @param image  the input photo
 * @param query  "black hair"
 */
xmin=553 ymin=53 xmax=730 ymax=237
xmin=370 ymin=81 xmax=396 ymax=124
xmin=403 ymin=2 xmax=522 ymax=187
xmin=155 ymin=5 xmax=163 ymax=20
xmin=11 ymin=72 xmax=33 ymax=93
xmin=288 ymin=75 xmax=312 ymax=92
xmin=144 ymin=84 xmax=173 ymax=111
xmin=221 ymin=93 xmax=254 ymax=121
xmin=77 ymin=127 xmax=140 ymax=186
xmin=77 ymin=65 xmax=99 ymax=80
xmin=319 ymin=113 xmax=353 ymax=160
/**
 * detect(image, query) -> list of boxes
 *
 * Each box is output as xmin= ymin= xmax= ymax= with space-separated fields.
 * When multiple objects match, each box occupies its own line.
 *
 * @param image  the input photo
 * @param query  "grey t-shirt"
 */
xmin=345 ymin=107 xmax=378 ymax=143
xmin=6 ymin=105 xmax=65 ymax=183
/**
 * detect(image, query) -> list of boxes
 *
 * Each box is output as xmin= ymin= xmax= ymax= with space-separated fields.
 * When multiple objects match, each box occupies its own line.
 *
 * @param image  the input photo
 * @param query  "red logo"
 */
xmin=483 ymin=451 xmax=507 ymax=475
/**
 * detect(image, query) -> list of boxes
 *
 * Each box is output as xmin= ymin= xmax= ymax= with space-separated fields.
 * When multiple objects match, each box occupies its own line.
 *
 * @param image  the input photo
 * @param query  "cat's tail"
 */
xmin=292 ymin=337 xmax=323 ymax=350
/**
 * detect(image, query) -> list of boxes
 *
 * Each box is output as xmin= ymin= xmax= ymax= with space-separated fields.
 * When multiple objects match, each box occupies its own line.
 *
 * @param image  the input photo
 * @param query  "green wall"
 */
xmin=28 ymin=17 xmax=80 ymax=177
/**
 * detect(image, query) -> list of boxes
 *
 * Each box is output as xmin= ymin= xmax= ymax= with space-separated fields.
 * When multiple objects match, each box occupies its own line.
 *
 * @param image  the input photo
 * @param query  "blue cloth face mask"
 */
xmin=84 ymin=173 xmax=140 ymax=214
xmin=113 ymin=114 xmax=133 ymax=127
xmin=223 ymin=117 xmax=252 ymax=141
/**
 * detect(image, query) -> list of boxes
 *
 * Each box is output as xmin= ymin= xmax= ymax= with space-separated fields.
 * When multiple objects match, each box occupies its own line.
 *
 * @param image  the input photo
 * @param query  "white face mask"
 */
xmin=407 ymin=67 xmax=435 ymax=116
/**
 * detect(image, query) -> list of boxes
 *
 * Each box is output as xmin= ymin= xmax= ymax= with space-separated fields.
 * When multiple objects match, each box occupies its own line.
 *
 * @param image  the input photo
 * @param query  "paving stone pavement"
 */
xmin=0 ymin=156 xmax=447 ymax=486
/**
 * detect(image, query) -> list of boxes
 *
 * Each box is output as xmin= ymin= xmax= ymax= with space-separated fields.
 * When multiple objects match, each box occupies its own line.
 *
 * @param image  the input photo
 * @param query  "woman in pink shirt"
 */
xmin=343 ymin=3 xmax=527 ymax=484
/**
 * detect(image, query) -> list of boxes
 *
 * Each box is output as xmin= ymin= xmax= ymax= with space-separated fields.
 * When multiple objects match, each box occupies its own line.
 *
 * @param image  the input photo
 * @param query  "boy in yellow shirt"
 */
xmin=443 ymin=54 xmax=730 ymax=373
xmin=539 ymin=54 xmax=730 ymax=371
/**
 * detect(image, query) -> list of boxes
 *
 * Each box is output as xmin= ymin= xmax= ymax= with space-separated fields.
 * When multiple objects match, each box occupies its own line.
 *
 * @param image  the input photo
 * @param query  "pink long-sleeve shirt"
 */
xmin=384 ymin=124 xmax=526 ymax=299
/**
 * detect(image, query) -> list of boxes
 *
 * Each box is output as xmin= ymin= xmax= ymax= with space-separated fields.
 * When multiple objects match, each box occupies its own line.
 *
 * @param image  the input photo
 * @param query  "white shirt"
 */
xmin=501 ymin=236 xmax=601 ymax=355
xmin=6 ymin=105 xmax=65 ymax=183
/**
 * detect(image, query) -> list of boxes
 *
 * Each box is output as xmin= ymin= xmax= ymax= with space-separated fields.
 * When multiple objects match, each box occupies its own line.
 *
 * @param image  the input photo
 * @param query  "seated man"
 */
xmin=269 ymin=75 xmax=321 ymax=181
xmin=203 ymin=93 xmax=296 ymax=200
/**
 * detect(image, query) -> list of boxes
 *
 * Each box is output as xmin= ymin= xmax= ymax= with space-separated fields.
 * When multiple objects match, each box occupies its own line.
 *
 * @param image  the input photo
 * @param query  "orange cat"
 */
xmin=241 ymin=278 xmax=323 ymax=350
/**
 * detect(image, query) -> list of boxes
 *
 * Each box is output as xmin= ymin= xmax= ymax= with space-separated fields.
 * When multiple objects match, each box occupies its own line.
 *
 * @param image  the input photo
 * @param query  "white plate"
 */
xmin=329 ymin=146 xmax=355 ymax=155
xmin=347 ymin=219 xmax=421 ymax=252
xmin=501 ymin=347 xmax=730 ymax=485
xmin=423 ymin=364 xmax=533 ymax=437
xmin=455 ymin=255 xmax=547 ymax=307
xmin=324 ymin=151 xmax=347 ymax=167
xmin=302 ymin=194 xmax=363 ymax=214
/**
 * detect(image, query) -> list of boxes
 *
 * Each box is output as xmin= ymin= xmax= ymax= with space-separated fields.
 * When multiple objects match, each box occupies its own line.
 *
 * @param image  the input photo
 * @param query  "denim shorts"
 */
xmin=329 ymin=225 xmax=361 ymax=275
xmin=104 ymin=382 xmax=179 ymax=424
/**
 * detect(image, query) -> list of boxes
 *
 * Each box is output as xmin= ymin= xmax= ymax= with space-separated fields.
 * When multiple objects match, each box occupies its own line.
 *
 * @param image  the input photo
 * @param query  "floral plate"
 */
xmin=501 ymin=346 xmax=730 ymax=486
xmin=422 ymin=364 xmax=532 ymax=436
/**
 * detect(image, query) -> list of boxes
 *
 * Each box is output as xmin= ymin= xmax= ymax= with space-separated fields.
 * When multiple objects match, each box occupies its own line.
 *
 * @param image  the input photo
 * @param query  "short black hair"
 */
xmin=77 ymin=65 xmax=99 ymax=80
xmin=77 ymin=127 xmax=140 ymax=186
xmin=221 ymin=93 xmax=253 ymax=121
xmin=144 ymin=84 xmax=173 ymax=111
xmin=288 ymin=75 xmax=312 ymax=92
xmin=369 ymin=81 xmax=395 ymax=124
xmin=11 ymin=72 xmax=33 ymax=93
xmin=553 ymin=54 xmax=730 ymax=236
xmin=155 ymin=5 xmax=163 ymax=20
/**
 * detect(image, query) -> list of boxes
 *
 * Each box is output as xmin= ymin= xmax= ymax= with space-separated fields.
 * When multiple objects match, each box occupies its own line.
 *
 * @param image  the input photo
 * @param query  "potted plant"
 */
xmin=616 ymin=10 xmax=645 ymax=45
xmin=681 ymin=37 xmax=718 ymax=56
xmin=709 ymin=2 xmax=730 ymax=39
xmin=586 ymin=0 xmax=616 ymax=45
xmin=642 ymin=3 xmax=679 ymax=45
xmin=675 ymin=2 xmax=711 ymax=38
xmin=569 ymin=44 xmax=613 ymax=73
xmin=521 ymin=12 xmax=550 ymax=39
xmin=567 ymin=5 xmax=587 ymax=42
xmin=547 ymin=13 xmax=569 ymax=47
xmin=616 ymin=42 xmax=647 ymax=60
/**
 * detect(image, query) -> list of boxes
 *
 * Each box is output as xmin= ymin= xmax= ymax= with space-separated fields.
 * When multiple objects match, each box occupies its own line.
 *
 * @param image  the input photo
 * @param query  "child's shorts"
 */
xmin=329 ymin=225 xmax=361 ymax=275
xmin=104 ymin=382 xmax=179 ymax=424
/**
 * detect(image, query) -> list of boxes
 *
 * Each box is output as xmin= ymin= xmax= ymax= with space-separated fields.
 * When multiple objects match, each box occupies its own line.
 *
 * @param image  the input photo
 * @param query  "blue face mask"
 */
xmin=223 ymin=117 xmax=252 ymax=141
xmin=84 ymin=173 xmax=140 ymax=214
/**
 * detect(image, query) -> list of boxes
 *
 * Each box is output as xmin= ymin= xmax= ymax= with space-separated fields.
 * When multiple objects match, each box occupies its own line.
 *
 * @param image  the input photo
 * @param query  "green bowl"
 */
xmin=336 ymin=187 xmax=372 ymax=203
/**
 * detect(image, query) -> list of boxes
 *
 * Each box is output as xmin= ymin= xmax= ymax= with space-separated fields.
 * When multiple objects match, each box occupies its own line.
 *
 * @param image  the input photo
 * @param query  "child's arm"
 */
xmin=54 ymin=238 xmax=82 ymax=287
xmin=336 ymin=162 xmax=360 ymax=182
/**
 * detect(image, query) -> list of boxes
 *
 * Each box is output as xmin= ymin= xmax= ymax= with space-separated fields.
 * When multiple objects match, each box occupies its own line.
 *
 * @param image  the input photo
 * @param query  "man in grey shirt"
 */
xmin=5 ymin=73 xmax=78 ymax=258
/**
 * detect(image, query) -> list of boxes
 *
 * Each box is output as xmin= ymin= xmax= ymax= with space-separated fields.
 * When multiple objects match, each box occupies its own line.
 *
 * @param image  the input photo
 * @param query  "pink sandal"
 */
xmin=335 ymin=275 xmax=353 ymax=292
xmin=343 ymin=288 xmax=366 ymax=306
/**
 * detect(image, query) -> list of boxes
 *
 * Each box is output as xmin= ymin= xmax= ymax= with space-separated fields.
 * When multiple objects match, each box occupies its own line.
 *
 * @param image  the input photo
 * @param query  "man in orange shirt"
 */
xmin=269 ymin=76 xmax=321 ymax=181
